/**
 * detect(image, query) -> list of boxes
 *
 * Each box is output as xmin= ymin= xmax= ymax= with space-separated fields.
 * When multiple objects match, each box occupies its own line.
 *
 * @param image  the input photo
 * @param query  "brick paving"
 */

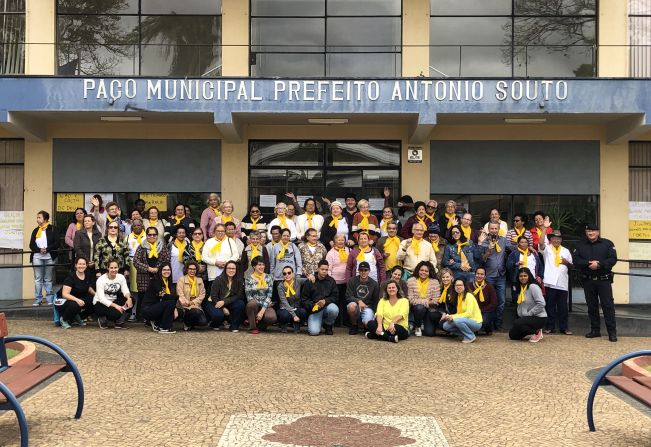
xmin=1 ymin=320 xmax=650 ymax=447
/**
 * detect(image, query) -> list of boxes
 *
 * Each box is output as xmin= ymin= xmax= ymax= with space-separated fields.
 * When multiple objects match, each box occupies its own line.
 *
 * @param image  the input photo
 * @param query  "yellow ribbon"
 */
xmin=192 ymin=240 xmax=204 ymax=262
xmin=250 ymin=217 xmax=259 ymax=230
xmin=517 ymin=284 xmax=528 ymax=305
xmin=149 ymin=218 xmax=158 ymax=226
xmin=35 ymin=223 xmax=49 ymax=239
xmin=431 ymin=239 xmax=439 ymax=253
xmin=305 ymin=213 xmax=315 ymax=228
xmin=75 ymin=222 xmax=81 ymax=230
xmin=456 ymin=241 xmax=468 ymax=254
xmin=253 ymin=272 xmax=267 ymax=289
xmin=148 ymin=242 xmax=159 ymax=259
xmin=417 ymin=278 xmax=429 ymax=298
xmin=174 ymin=239 xmax=187 ymax=262
xmin=552 ymin=244 xmax=562 ymax=267
xmin=338 ymin=247 xmax=348 ymax=262
xmin=329 ymin=216 xmax=340 ymax=228
xmin=250 ymin=243 xmax=260 ymax=260
xmin=473 ymin=280 xmax=485 ymax=302
xmin=174 ymin=215 xmax=185 ymax=225
xmin=410 ymin=238 xmax=421 ymax=256
xmin=359 ymin=212 xmax=370 ymax=231
xmin=425 ymin=212 xmax=435 ymax=222
xmin=210 ymin=237 xmax=225 ymax=255
xmin=498 ymin=226 xmax=506 ymax=237
xmin=278 ymin=215 xmax=288 ymax=228
xmin=211 ymin=207 xmax=220 ymax=217
xmin=222 ymin=215 xmax=232 ymax=224
xmin=188 ymin=275 xmax=197 ymax=297
xmin=461 ymin=225 xmax=471 ymax=241
xmin=162 ymin=277 xmax=171 ymax=295
xmin=495 ymin=241 xmax=502 ymax=253
xmin=513 ymin=226 xmax=525 ymax=241
xmin=445 ymin=213 xmax=455 ymax=229
xmin=416 ymin=216 xmax=427 ymax=230
xmin=283 ymin=280 xmax=295 ymax=297
xmin=132 ymin=231 xmax=145 ymax=245
xmin=380 ymin=219 xmax=389 ymax=232
xmin=518 ymin=248 xmax=529 ymax=268
xmin=277 ymin=242 xmax=289 ymax=259
xmin=439 ymin=285 xmax=449 ymax=304
xmin=356 ymin=248 xmax=368 ymax=262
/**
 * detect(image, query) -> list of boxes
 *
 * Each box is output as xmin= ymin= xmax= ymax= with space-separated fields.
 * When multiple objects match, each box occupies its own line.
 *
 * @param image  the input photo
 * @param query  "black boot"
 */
xmin=325 ymin=325 xmax=334 ymax=335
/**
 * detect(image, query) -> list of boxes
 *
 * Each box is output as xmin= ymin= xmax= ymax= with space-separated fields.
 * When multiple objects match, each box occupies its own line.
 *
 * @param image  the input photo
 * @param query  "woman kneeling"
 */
xmin=142 ymin=262 xmax=177 ymax=334
xmin=365 ymin=280 xmax=410 ymax=343
xmin=509 ymin=267 xmax=547 ymax=343
xmin=441 ymin=279 xmax=483 ymax=343
xmin=93 ymin=258 xmax=133 ymax=329
xmin=56 ymin=256 xmax=95 ymax=329
xmin=177 ymin=260 xmax=208 ymax=331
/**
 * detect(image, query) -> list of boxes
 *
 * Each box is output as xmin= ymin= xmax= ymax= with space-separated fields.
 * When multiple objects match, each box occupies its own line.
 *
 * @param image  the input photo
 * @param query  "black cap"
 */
xmin=358 ymin=261 xmax=370 ymax=270
xmin=585 ymin=223 xmax=599 ymax=231
xmin=398 ymin=195 xmax=414 ymax=204
xmin=427 ymin=223 xmax=441 ymax=235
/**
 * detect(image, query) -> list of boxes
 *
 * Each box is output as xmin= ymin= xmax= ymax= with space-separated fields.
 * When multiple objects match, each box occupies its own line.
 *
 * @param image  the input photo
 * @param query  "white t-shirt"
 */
xmin=540 ymin=241 xmax=573 ymax=291
xmin=93 ymin=273 xmax=130 ymax=307
xmin=33 ymin=230 xmax=51 ymax=261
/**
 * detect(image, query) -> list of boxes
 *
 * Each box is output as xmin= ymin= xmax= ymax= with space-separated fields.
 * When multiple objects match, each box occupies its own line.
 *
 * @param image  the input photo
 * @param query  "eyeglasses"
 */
xmin=187 ymin=267 xmax=197 ymax=271
xmin=147 ymin=233 xmax=157 ymax=237
xmin=451 ymin=231 xmax=460 ymax=235
xmin=282 ymin=271 xmax=292 ymax=276
xmin=513 ymin=219 xmax=522 ymax=222
xmin=108 ymin=226 xmax=118 ymax=229
xmin=193 ymin=232 xmax=202 ymax=236
xmin=251 ymin=209 xmax=260 ymax=213
xmin=426 ymin=205 xmax=436 ymax=209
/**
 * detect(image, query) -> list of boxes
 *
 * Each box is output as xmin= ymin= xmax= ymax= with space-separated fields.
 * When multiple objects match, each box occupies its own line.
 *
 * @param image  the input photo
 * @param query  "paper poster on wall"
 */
xmin=629 ymin=201 xmax=651 ymax=240
xmin=369 ymin=198 xmax=385 ymax=211
xmin=296 ymin=195 xmax=313 ymax=206
xmin=630 ymin=242 xmax=651 ymax=260
xmin=84 ymin=193 xmax=114 ymax=214
xmin=140 ymin=193 xmax=168 ymax=212
xmin=0 ymin=211 xmax=23 ymax=249
xmin=56 ymin=193 xmax=84 ymax=212
xmin=259 ymin=195 xmax=277 ymax=208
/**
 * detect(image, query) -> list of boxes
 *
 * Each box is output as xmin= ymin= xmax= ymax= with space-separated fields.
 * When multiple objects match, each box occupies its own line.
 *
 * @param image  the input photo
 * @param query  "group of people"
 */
xmin=29 ymin=188 xmax=619 ymax=342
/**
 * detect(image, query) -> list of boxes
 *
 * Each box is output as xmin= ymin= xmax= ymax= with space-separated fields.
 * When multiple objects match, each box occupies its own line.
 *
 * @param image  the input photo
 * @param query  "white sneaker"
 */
xmin=529 ymin=330 xmax=543 ymax=343
xmin=393 ymin=335 xmax=399 ymax=343
xmin=462 ymin=337 xmax=476 ymax=344
xmin=414 ymin=327 xmax=422 ymax=337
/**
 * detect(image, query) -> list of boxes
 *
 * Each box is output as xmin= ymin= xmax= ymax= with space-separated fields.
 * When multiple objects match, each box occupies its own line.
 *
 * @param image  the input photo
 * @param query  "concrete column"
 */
xmin=221 ymin=141 xmax=248 ymax=211
xmin=600 ymin=140 xmax=629 ymax=303
xmin=221 ymin=0 xmax=250 ymax=76
xmin=22 ymin=141 xmax=54 ymax=299
xmin=598 ymin=0 xmax=628 ymax=77
xmin=25 ymin=0 xmax=56 ymax=75
xmin=402 ymin=0 xmax=430 ymax=77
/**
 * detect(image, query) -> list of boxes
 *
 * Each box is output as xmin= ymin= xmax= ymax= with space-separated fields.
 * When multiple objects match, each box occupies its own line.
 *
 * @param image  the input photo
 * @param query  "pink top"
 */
xmin=200 ymin=207 xmax=220 ymax=240
xmin=65 ymin=222 xmax=79 ymax=248
xmin=325 ymin=247 xmax=349 ymax=284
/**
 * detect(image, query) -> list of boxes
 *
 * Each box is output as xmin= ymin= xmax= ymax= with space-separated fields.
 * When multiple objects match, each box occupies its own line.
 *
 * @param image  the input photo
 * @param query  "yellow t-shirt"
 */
xmin=451 ymin=293 xmax=483 ymax=324
xmin=376 ymin=297 xmax=410 ymax=330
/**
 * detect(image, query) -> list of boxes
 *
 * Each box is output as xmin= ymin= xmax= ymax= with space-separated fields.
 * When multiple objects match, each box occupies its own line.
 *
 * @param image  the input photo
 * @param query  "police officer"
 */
xmin=573 ymin=223 xmax=618 ymax=342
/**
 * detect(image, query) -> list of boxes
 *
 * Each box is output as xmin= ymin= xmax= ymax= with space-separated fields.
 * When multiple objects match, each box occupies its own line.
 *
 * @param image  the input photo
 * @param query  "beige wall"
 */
xmin=402 ymin=0 xmax=430 ymax=77
xmin=221 ymin=0 xmax=250 ymax=76
xmin=25 ymin=0 xmax=55 ymax=75
xmin=598 ymin=0 xmax=629 ymax=77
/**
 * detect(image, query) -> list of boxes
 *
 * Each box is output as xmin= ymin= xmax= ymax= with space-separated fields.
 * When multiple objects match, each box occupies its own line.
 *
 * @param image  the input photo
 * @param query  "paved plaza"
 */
xmin=1 ymin=320 xmax=650 ymax=447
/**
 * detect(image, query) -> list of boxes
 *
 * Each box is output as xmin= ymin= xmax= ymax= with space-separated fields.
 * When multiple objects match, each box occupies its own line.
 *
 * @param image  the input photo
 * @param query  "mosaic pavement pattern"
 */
xmin=217 ymin=414 xmax=448 ymax=447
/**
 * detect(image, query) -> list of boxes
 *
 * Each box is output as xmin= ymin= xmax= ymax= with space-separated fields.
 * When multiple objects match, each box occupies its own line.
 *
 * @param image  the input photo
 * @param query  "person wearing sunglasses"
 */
xmin=240 ymin=204 xmax=268 ymax=244
xmin=134 ymin=226 xmax=171 ymax=320
xmin=94 ymin=220 xmax=129 ymax=278
xmin=184 ymin=228 xmax=208 ymax=283
xmin=276 ymin=266 xmax=308 ymax=333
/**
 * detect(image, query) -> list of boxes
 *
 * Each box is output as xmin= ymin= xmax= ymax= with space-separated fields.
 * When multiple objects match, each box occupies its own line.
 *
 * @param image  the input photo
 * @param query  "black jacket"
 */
xmin=300 ymin=275 xmax=339 ymax=312
xmin=29 ymin=225 xmax=60 ymax=263
xmin=209 ymin=274 xmax=244 ymax=306
xmin=143 ymin=277 xmax=178 ymax=307
xmin=573 ymin=237 xmax=617 ymax=277
xmin=73 ymin=227 xmax=102 ymax=262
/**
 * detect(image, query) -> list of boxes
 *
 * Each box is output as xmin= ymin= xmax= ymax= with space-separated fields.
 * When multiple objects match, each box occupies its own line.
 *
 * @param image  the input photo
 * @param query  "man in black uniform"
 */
xmin=573 ymin=223 xmax=618 ymax=342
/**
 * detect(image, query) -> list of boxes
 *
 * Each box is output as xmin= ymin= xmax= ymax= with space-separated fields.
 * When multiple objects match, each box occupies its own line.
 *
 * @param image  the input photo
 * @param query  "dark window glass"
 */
xmin=251 ymin=18 xmax=324 ymax=52
xmin=514 ymin=0 xmax=596 ymax=16
xmin=1 ymin=0 xmax=25 ymax=12
xmin=141 ymin=0 xmax=221 ymax=14
xmin=327 ymin=0 xmax=400 ymax=16
xmin=327 ymin=17 xmax=401 ymax=51
xmin=250 ymin=142 xmax=324 ymax=167
xmin=251 ymin=53 xmax=324 ymax=77
xmin=0 ymin=13 xmax=25 ymax=74
xmin=57 ymin=0 xmax=138 ymax=14
xmin=326 ymin=52 xmax=400 ymax=77
xmin=430 ymin=0 xmax=510 ymax=15
xmin=251 ymin=0 xmax=324 ymax=16
xmin=327 ymin=142 xmax=400 ymax=167
xmin=430 ymin=17 xmax=510 ymax=45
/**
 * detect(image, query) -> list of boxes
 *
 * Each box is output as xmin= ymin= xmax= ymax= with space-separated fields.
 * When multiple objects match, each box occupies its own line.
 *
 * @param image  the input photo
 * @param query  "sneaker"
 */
xmin=128 ymin=314 xmax=137 ymax=322
xmin=414 ymin=327 xmax=422 ymax=337
xmin=60 ymin=318 xmax=72 ymax=329
xmin=562 ymin=330 xmax=573 ymax=335
xmin=32 ymin=301 xmax=41 ymax=307
xmin=183 ymin=324 xmax=191 ymax=332
xmin=158 ymin=328 xmax=176 ymax=334
xmin=97 ymin=317 xmax=108 ymax=329
xmin=150 ymin=321 xmax=160 ymax=332
xmin=280 ymin=325 xmax=288 ymax=333
xmin=324 ymin=325 xmax=334 ymax=335
xmin=348 ymin=326 xmax=359 ymax=335
xmin=365 ymin=331 xmax=371 ymax=339
xmin=529 ymin=330 xmax=543 ymax=343
xmin=114 ymin=323 xmax=127 ymax=330
xmin=462 ymin=336 xmax=476 ymax=344
xmin=249 ymin=328 xmax=260 ymax=334
xmin=73 ymin=315 xmax=87 ymax=326
xmin=212 ymin=326 xmax=221 ymax=331
xmin=543 ymin=329 xmax=553 ymax=334
xmin=231 ymin=329 xmax=240 ymax=333
xmin=293 ymin=323 xmax=301 ymax=333
xmin=392 ymin=335 xmax=399 ymax=343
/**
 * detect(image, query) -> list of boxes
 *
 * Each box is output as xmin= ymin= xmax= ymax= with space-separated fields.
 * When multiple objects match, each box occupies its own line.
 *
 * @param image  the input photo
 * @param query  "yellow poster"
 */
xmin=140 ymin=193 xmax=167 ymax=212
xmin=629 ymin=220 xmax=651 ymax=240
xmin=56 ymin=193 xmax=84 ymax=212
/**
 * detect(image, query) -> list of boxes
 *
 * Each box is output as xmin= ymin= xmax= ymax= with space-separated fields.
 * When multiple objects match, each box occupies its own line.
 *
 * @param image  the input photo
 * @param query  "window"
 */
xmin=0 ymin=0 xmax=25 ymax=74
xmin=249 ymin=141 xmax=400 ymax=217
xmin=56 ymin=0 xmax=221 ymax=76
xmin=629 ymin=142 xmax=651 ymax=268
xmin=0 ymin=139 xmax=24 ymax=266
xmin=429 ymin=0 xmax=597 ymax=77
xmin=630 ymin=0 xmax=651 ymax=77
xmin=250 ymin=0 xmax=401 ymax=77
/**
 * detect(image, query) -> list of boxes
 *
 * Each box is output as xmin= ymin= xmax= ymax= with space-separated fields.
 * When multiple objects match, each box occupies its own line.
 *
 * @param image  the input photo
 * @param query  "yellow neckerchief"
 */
xmin=329 ymin=215 xmax=341 ymax=228
xmin=356 ymin=246 xmax=370 ymax=261
xmin=359 ymin=211 xmax=370 ymax=230
xmin=107 ymin=215 xmax=116 ymax=223
xmin=283 ymin=279 xmax=295 ymax=297
xmin=456 ymin=241 xmax=469 ymax=254
xmin=410 ymin=237 xmax=421 ymax=256
xmin=250 ymin=217 xmax=260 ymax=230
xmin=192 ymin=240 xmax=204 ymax=262
xmin=430 ymin=238 xmax=439 ymax=253
xmin=457 ymin=293 xmax=466 ymax=313
xmin=517 ymin=284 xmax=528 ymax=305
xmin=425 ymin=212 xmax=435 ymax=222
xmin=277 ymin=215 xmax=288 ymax=228
xmin=222 ymin=214 xmax=232 ymax=224
xmin=518 ymin=248 xmax=529 ymax=268
xmin=445 ymin=213 xmax=455 ymax=228
xmin=252 ymin=272 xmax=267 ymax=289
xmin=472 ymin=280 xmax=485 ymax=302
xmin=35 ymin=223 xmax=49 ymax=239
xmin=337 ymin=247 xmax=348 ymax=262
xmin=132 ymin=231 xmax=145 ymax=245
xmin=535 ymin=227 xmax=543 ymax=238
xmin=513 ymin=226 xmax=525 ymax=240
xmin=498 ymin=223 xmax=506 ymax=237
xmin=211 ymin=207 xmax=220 ymax=217
xmin=174 ymin=239 xmax=187 ymax=262
xmin=552 ymin=244 xmax=562 ymax=267
xmin=249 ymin=243 xmax=260 ymax=260
xmin=75 ymin=222 xmax=81 ymax=230
xmin=277 ymin=241 xmax=290 ymax=259
xmin=174 ymin=215 xmax=185 ymax=225
xmin=380 ymin=219 xmax=389 ymax=232
xmin=210 ymin=236 xmax=225 ymax=255
xmin=162 ymin=277 xmax=171 ymax=295
xmin=417 ymin=277 xmax=429 ymax=298
xmin=439 ymin=285 xmax=449 ymax=303
xmin=149 ymin=218 xmax=158 ymax=226
xmin=148 ymin=241 xmax=159 ymax=258
xmin=305 ymin=213 xmax=315 ymax=228
xmin=187 ymin=275 xmax=197 ymax=297
xmin=461 ymin=225 xmax=471 ymax=241
xmin=457 ymin=242 xmax=470 ymax=269
xmin=416 ymin=215 xmax=427 ymax=230
xmin=385 ymin=236 xmax=400 ymax=252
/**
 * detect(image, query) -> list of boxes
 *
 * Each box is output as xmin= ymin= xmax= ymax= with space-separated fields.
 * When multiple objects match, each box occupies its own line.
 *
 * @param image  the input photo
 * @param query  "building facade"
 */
xmin=0 ymin=0 xmax=650 ymax=303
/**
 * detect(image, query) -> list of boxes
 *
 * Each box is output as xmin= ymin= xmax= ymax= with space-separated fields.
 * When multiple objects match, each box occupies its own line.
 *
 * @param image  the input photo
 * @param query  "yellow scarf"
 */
xmin=552 ymin=244 xmax=562 ymax=267
xmin=494 ymin=240 xmax=502 ymax=253
xmin=75 ymin=222 xmax=81 ymax=230
xmin=149 ymin=218 xmax=158 ymax=226
xmin=359 ymin=212 xmax=370 ymax=231
xmin=410 ymin=238 xmax=421 ymax=256
xmin=430 ymin=239 xmax=439 ymax=253
xmin=457 ymin=293 xmax=466 ymax=313
xmin=356 ymin=247 xmax=369 ymax=262
xmin=337 ymin=247 xmax=348 ymax=262
xmin=518 ymin=248 xmax=529 ymax=268
xmin=380 ymin=219 xmax=389 ymax=232
xmin=162 ymin=277 xmax=171 ymax=295
xmin=283 ymin=280 xmax=295 ymax=297
xmin=252 ymin=272 xmax=267 ymax=289
xmin=187 ymin=276 xmax=197 ymax=297
xmin=457 ymin=242 xmax=470 ymax=269
xmin=425 ymin=212 xmax=435 ymax=222
xmin=417 ymin=278 xmax=429 ymax=298
xmin=498 ymin=224 xmax=506 ymax=237
xmin=250 ymin=243 xmax=260 ymax=260
xmin=35 ymin=223 xmax=49 ymax=239
xmin=305 ymin=213 xmax=315 ymax=228
xmin=250 ymin=217 xmax=260 ymax=230
xmin=277 ymin=242 xmax=290 ymax=259
xmin=456 ymin=241 xmax=468 ymax=254
xmin=278 ymin=215 xmax=288 ymax=228
xmin=222 ymin=215 xmax=232 ymax=224
xmin=445 ymin=213 xmax=455 ymax=229
xmin=192 ymin=240 xmax=204 ymax=262
xmin=461 ymin=225 xmax=471 ymax=241
xmin=107 ymin=215 xmax=116 ymax=223
xmin=329 ymin=216 xmax=341 ymax=228
xmin=513 ymin=226 xmax=525 ymax=241
xmin=210 ymin=236 xmax=225 ymax=255
xmin=536 ymin=227 xmax=543 ymax=238
xmin=416 ymin=216 xmax=427 ymax=230
xmin=211 ymin=207 xmax=220 ymax=217
xmin=148 ymin=241 xmax=158 ymax=259
xmin=473 ymin=280 xmax=485 ymax=302
xmin=439 ymin=285 xmax=449 ymax=303
xmin=174 ymin=239 xmax=187 ymax=262
xmin=517 ymin=284 xmax=528 ymax=305
xmin=132 ymin=231 xmax=145 ymax=245
xmin=174 ymin=215 xmax=185 ymax=225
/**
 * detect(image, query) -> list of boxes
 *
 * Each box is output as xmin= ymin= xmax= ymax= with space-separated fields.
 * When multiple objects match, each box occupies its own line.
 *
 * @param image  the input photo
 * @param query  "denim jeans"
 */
xmin=486 ymin=275 xmax=506 ymax=329
xmin=33 ymin=257 xmax=55 ymax=304
xmin=203 ymin=299 xmax=246 ymax=330
xmin=442 ymin=317 xmax=482 ymax=341
xmin=307 ymin=303 xmax=339 ymax=335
